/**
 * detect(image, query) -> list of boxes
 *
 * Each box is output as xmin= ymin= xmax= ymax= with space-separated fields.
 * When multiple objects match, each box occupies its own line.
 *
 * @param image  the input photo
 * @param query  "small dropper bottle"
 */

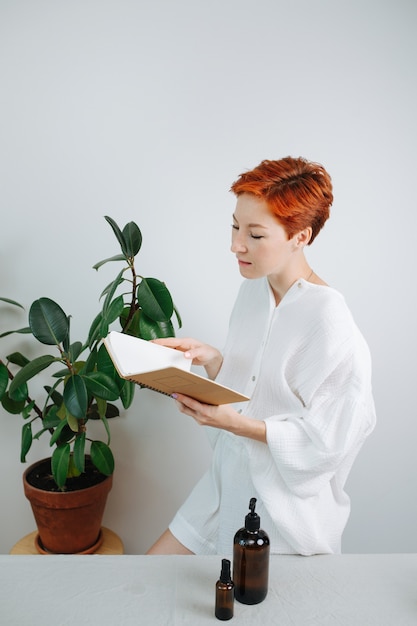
xmin=215 ymin=558 xmax=234 ymax=620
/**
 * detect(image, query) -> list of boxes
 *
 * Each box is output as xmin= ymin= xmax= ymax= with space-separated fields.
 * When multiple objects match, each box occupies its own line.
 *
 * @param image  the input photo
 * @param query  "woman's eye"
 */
xmin=231 ymin=224 xmax=262 ymax=239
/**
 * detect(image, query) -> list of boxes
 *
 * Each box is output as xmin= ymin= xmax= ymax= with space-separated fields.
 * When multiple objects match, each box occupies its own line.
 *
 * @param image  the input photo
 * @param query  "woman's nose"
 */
xmin=231 ymin=237 xmax=246 ymax=253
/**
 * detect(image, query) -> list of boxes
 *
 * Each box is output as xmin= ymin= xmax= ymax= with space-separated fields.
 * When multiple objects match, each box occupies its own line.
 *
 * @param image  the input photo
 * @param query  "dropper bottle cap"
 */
xmin=245 ymin=497 xmax=260 ymax=531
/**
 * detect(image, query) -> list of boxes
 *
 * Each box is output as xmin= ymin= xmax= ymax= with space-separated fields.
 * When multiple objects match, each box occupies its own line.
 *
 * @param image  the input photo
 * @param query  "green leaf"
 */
xmin=87 ymin=403 xmax=101 ymax=420
xmin=139 ymin=313 xmax=175 ymax=340
xmin=122 ymin=221 xmax=142 ymax=257
xmin=120 ymin=380 xmax=135 ymax=409
xmin=87 ymin=312 xmax=104 ymax=347
xmin=0 ymin=327 xmax=31 ymax=339
xmin=62 ymin=328 xmax=70 ymax=353
xmin=96 ymin=343 xmax=118 ymax=378
xmin=20 ymin=422 xmax=33 ymax=462
xmin=86 ymin=402 xmax=119 ymax=420
xmin=63 ymin=375 xmax=88 ymax=419
xmin=43 ymin=385 xmax=64 ymax=407
xmin=1 ymin=393 xmax=26 ymax=414
xmin=9 ymin=380 xmax=28 ymax=403
xmin=49 ymin=418 xmax=69 ymax=446
xmin=22 ymin=400 xmax=35 ymax=419
xmin=138 ymin=278 xmax=174 ymax=322
xmin=120 ymin=306 xmax=140 ymax=336
xmin=57 ymin=401 xmax=66 ymax=420
xmin=42 ymin=406 xmax=61 ymax=426
xmin=67 ymin=341 xmax=83 ymax=362
xmin=67 ymin=413 xmax=79 ymax=432
xmin=67 ymin=456 xmax=81 ymax=478
xmin=58 ymin=424 xmax=74 ymax=443
xmin=100 ymin=413 xmax=111 ymax=443
xmin=5 ymin=352 xmax=30 ymax=367
xmin=72 ymin=360 xmax=87 ymax=375
xmin=0 ymin=297 xmax=24 ymax=308
xmin=90 ymin=440 xmax=114 ymax=476
xmin=99 ymin=317 xmax=109 ymax=339
xmin=29 ymin=298 xmax=70 ymax=345
xmin=40 ymin=406 xmax=62 ymax=429
xmin=52 ymin=367 xmax=71 ymax=378
xmin=104 ymin=296 xmax=125 ymax=325
xmin=34 ymin=419 xmax=62 ymax=440
xmin=96 ymin=397 xmax=107 ymax=419
xmin=101 ymin=269 xmax=125 ymax=316
xmin=82 ymin=372 xmax=120 ymax=401
xmin=9 ymin=354 xmax=56 ymax=395
xmin=73 ymin=432 xmax=86 ymax=473
xmin=92 ymin=253 xmax=126 ymax=271
xmin=51 ymin=444 xmax=71 ymax=488
xmin=83 ymin=346 xmax=98 ymax=374
xmin=151 ymin=319 xmax=175 ymax=338
xmin=104 ymin=216 xmax=129 ymax=256
xmin=174 ymin=304 xmax=183 ymax=330
xmin=0 ymin=363 xmax=8 ymax=398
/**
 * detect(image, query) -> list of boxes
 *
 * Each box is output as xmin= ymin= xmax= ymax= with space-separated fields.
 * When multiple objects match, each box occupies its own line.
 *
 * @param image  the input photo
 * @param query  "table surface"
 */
xmin=1 ymin=553 xmax=416 ymax=625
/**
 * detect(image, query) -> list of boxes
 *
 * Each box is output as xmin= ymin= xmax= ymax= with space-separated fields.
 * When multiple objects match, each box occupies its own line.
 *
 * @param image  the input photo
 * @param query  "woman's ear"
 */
xmin=294 ymin=227 xmax=312 ymax=248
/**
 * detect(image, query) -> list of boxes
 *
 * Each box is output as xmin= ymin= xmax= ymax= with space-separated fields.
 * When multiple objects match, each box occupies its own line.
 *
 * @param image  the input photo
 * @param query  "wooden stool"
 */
xmin=10 ymin=527 xmax=124 ymax=555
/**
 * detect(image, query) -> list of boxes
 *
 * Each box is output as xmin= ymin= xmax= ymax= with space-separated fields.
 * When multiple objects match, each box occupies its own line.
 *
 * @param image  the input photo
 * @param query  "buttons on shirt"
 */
xmin=252 ymin=375 xmax=256 ymax=382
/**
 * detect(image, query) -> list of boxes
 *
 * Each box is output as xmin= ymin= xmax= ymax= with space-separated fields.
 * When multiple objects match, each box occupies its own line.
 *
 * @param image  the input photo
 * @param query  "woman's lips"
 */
xmin=237 ymin=259 xmax=251 ymax=267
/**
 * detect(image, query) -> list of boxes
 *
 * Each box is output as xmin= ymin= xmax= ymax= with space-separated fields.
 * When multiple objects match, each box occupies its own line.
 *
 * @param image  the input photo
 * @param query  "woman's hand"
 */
xmin=172 ymin=393 xmax=267 ymax=443
xmin=152 ymin=337 xmax=223 ymax=380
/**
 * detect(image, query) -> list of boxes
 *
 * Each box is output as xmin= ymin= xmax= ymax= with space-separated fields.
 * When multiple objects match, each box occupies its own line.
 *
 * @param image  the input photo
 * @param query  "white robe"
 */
xmin=169 ymin=277 xmax=376 ymax=555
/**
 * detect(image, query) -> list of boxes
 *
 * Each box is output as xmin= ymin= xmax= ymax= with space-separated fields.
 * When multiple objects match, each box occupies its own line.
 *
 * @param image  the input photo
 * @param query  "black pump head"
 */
xmin=245 ymin=497 xmax=260 ymax=531
xmin=220 ymin=558 xmax=232 ymax=583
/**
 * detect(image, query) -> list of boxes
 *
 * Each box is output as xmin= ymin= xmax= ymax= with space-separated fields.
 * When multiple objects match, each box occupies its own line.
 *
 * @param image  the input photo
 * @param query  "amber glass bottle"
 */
xmin=233 ymin=498 xmax=270 ymax=605
xmin=215 ymin=558 xmax=234 ymax=620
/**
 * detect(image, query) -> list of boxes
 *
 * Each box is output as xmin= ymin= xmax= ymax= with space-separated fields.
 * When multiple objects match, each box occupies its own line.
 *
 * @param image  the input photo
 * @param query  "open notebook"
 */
xmin=103 ymin=331 xmax=250 ymax=405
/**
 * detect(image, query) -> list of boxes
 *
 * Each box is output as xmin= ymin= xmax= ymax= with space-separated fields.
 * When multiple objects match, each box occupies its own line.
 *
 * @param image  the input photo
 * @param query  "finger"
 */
xmin=174 ymin=400 xmax=199 ymax=421
xmin=152 ymin=337 xmax=198 ymax=356
xmin=151 ymin=337 xmax=186 ymax=349
xmin=172 ymin=393 xmax=203 ymax=411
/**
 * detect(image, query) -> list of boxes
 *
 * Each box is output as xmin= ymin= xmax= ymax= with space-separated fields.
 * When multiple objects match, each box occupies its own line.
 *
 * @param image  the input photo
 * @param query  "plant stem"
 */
xmin=121 ymin=259 xmax=138 ymax=333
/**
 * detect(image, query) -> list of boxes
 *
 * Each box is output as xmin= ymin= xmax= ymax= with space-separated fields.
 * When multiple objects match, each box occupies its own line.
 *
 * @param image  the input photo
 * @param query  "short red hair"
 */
xmin=230 ymin=157 xmax=333 ymax=244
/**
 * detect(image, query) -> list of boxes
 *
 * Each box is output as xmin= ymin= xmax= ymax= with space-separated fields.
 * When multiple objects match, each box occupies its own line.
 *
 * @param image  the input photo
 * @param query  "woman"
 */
xmin=147 ymin=156 xmax=376 ymax=556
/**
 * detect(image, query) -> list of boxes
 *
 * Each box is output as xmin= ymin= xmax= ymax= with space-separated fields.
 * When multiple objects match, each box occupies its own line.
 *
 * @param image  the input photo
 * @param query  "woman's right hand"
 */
xmin=151 ymin=337 xmax=223 ymax=380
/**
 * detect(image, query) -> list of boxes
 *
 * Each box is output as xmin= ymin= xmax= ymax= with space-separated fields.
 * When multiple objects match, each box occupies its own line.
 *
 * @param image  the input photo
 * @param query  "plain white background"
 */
xmin=0 ymin=0 xmax=416 ymax=555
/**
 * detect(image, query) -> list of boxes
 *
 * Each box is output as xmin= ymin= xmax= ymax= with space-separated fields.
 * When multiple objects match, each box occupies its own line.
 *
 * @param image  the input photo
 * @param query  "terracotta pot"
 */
xmin=23 ymin=457 xmax=113 ymax=554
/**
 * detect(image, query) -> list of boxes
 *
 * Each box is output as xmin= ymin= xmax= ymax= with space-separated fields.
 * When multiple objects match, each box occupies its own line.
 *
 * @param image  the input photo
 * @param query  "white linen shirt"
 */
xmin=169 ymin=277 xmax=376 ymax=556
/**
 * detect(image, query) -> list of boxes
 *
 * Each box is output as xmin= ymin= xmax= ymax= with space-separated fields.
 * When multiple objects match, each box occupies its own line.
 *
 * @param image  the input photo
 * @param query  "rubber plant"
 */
xmin=0 ymin=216 xmax=181 ymax=489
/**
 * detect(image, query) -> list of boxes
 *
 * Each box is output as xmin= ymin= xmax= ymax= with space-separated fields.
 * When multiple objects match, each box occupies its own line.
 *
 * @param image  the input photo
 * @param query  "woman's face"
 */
xmin=231 ymin=193 xmax=297 ymax=280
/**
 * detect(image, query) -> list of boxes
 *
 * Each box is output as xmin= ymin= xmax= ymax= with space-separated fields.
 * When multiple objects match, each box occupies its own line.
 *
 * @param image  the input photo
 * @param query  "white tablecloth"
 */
xmin=1 ymin=553 xmax=416 ymax=625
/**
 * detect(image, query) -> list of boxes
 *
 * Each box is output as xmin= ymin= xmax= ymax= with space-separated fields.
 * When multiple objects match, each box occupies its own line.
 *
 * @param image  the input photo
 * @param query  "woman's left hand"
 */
xmin=172 ymin=393 xmax=267 ymax=443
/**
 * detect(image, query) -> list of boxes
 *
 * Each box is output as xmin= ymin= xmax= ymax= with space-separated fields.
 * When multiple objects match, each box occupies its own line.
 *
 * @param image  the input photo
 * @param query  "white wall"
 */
xmin=1 ymin=0 xmax=416 ymax=554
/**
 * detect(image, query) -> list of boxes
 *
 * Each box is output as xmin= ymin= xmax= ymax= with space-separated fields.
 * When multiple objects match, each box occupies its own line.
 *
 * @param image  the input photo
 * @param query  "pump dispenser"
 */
xmin=215 ymin=558 xmax=234 ymax=620
xmin=233 ymin=497 xmax=270 ymax=605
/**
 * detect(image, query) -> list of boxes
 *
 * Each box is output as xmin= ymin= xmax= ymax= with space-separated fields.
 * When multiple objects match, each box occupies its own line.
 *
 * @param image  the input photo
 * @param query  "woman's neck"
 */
xmin=267 ymin=263 xmax=314 ymax=306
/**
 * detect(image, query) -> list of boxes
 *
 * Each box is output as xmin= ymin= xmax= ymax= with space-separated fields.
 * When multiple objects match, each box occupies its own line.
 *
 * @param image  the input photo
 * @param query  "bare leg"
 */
xmin=146 ymin=529 xmax=195 ymax=555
